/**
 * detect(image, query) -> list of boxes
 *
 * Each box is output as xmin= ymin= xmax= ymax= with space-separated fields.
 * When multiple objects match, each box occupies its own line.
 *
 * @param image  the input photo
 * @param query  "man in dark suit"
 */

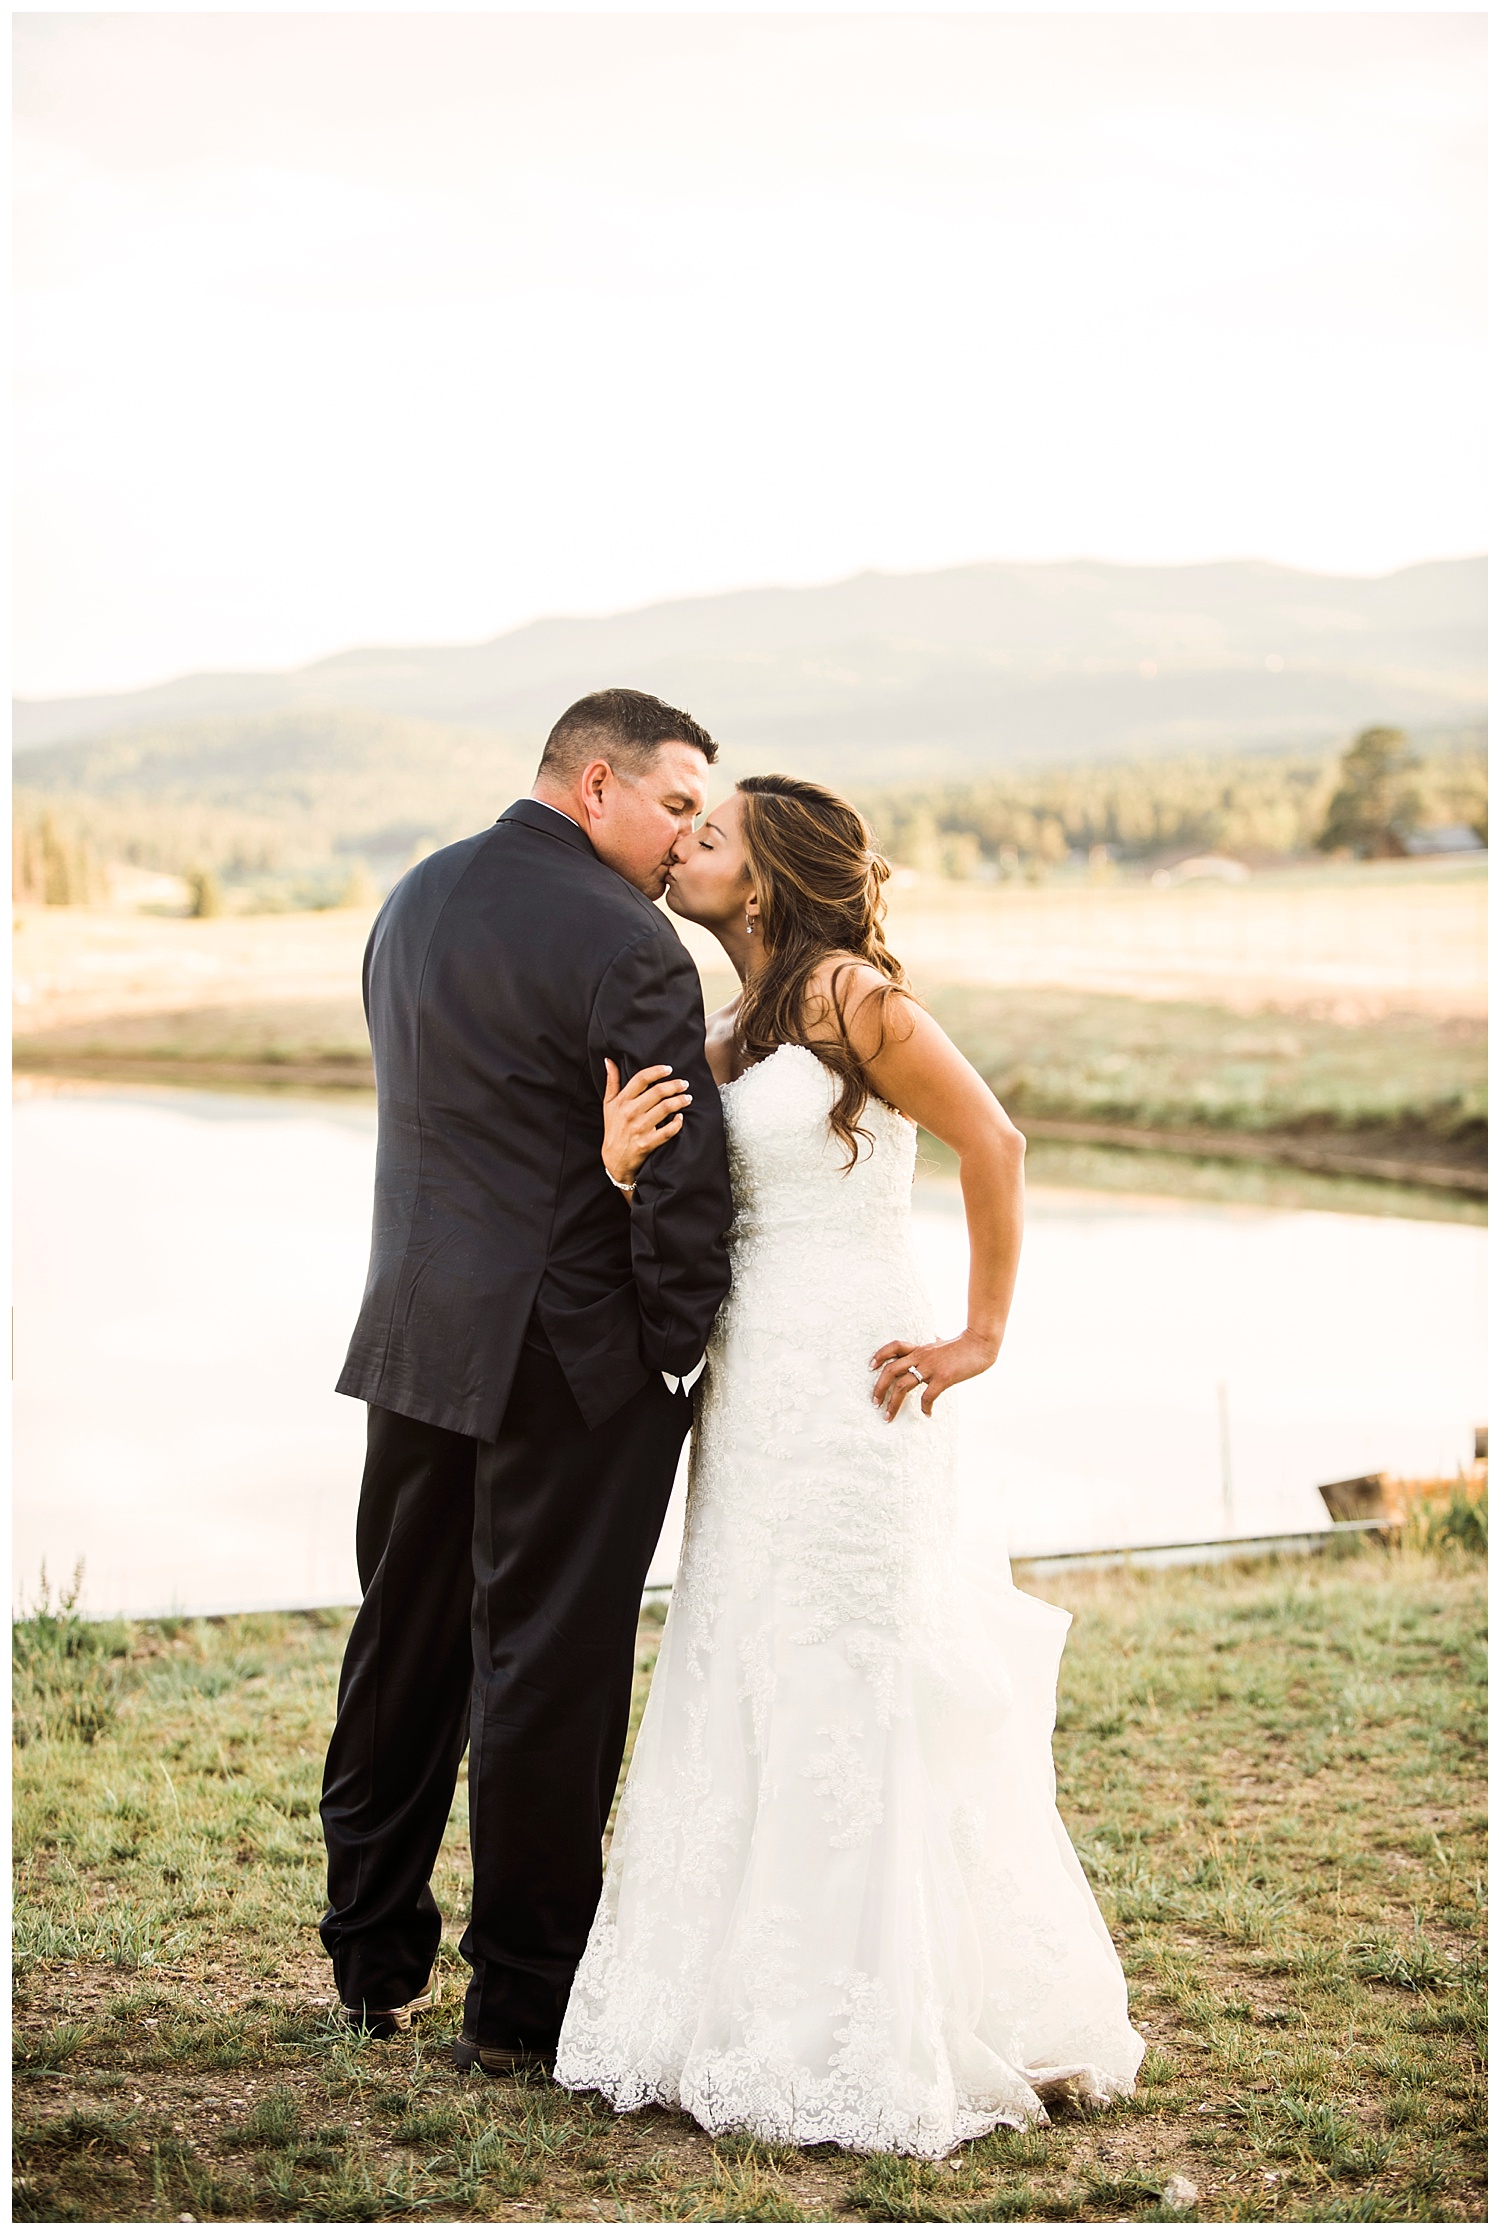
xmin=320 ymin=688 xmax=733 ymax=2073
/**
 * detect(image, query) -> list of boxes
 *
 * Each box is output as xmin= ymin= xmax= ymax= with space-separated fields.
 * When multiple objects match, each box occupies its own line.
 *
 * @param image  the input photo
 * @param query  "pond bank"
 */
xmin=12 ymin=1045 xmax=1487 ymax=1198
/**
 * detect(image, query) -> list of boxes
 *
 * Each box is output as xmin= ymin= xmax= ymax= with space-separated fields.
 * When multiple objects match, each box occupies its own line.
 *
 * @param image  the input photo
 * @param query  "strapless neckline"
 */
xmin=719 ymin=1040 xmax=914 ymax=1134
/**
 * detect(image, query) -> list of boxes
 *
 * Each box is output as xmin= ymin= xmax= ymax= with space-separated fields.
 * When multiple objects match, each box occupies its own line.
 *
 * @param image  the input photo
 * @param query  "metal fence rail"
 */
xmin=639 ymin=1519 xmax=1392 ymax=1601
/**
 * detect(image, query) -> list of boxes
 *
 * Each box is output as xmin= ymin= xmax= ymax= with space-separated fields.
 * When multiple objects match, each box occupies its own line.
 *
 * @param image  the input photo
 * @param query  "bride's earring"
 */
xmin=745 ymin=914 xmax=756 ymax=937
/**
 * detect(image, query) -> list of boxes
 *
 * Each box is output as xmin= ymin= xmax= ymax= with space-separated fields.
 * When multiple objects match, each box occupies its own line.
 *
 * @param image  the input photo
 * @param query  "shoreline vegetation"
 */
xmin=13 ymin=1524 xmax=1486 ymax=2223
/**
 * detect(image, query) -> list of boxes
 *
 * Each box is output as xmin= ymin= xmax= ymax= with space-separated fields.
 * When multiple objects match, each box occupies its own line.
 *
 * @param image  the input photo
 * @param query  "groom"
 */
xmin=320 ymin=688 xmax=733 ymax=2071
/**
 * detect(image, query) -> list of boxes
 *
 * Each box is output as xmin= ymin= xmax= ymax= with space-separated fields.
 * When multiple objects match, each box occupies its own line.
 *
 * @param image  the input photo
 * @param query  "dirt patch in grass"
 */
xmin=13 ymin=1545 xmax=1486 ymax=2221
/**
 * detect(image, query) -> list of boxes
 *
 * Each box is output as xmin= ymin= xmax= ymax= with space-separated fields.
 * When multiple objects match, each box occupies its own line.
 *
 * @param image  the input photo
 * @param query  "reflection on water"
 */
xmin=13 ymin=1080 xmax=1487 ymax=1618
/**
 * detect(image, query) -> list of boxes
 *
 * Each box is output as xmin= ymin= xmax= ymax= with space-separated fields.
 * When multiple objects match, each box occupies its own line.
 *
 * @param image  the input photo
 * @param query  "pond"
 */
xmin=13 ymin=1079 xmax=1486 ymax=1618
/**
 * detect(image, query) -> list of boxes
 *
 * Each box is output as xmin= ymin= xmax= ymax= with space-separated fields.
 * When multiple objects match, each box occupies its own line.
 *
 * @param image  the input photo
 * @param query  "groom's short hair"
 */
xmin=538 ymin=688 xmax=719 ymax=781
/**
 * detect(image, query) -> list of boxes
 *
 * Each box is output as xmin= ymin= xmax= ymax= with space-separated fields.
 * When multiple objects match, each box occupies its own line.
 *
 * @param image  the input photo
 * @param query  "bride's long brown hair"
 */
xmin=735 ymin=774 xmax=914 ymax=1168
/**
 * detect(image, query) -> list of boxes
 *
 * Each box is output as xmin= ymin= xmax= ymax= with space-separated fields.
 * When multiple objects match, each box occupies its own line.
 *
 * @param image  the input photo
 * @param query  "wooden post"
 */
xmin=1216 ymin=1381 xmax=1234 ymax=1534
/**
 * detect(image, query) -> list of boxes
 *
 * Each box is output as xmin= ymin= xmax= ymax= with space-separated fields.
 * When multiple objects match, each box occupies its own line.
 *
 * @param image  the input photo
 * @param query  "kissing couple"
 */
xmin=319 ymin=688 xmax=1144 ymax=2158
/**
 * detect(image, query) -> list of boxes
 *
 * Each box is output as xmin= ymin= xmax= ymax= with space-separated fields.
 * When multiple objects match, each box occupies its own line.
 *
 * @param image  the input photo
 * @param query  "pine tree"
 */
xmin=1315 ymin=728 xmax=1422 ymax=858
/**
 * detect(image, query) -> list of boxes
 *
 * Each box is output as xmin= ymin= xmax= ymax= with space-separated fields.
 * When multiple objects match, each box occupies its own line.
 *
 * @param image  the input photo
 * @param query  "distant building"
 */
xmin=1399 ymin=826 xmax=1486 ymax=857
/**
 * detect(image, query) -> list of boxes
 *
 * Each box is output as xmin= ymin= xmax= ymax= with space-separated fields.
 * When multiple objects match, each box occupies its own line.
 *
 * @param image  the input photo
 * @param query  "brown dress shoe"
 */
xmin=451 ymin=2032 xmax=555 ymax=2078
xmin=339 ymin=1976 xmax=438 ymax=2040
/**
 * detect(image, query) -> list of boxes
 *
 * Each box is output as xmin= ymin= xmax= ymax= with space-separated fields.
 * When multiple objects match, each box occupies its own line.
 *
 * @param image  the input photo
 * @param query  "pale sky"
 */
xmin=13 ymin=10 xmax=1487 ymax=699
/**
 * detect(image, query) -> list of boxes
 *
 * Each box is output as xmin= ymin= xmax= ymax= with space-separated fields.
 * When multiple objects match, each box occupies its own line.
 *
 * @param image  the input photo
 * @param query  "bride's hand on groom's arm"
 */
xmin=602 ymin=1059 xmax=694 ymax=1190
xmin=870 ymin=1330 xmax=1000 ymax=1421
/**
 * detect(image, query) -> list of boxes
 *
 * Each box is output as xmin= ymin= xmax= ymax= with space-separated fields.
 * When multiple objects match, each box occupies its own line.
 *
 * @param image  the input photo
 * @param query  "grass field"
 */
xmin=879 ymin=858 xmax=1488 ymax=1018
xmin=13 ymin=1531 xmax=1485 ymax=2223
xmin=15 ymin=858 xmax=1487 ymax=1031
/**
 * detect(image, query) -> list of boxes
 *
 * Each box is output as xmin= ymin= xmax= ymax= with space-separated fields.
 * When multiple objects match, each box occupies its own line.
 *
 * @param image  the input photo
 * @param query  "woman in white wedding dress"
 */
xmin=554 ymin=775 xmax=1144 ymax=2157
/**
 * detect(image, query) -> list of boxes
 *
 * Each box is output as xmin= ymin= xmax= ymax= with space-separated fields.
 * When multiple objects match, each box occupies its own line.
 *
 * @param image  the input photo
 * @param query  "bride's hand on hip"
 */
xmin=870 ymin=1330 xmax=1000 ymax=1421
xmin=602 ymin=1059 xmax=693 ymax=1189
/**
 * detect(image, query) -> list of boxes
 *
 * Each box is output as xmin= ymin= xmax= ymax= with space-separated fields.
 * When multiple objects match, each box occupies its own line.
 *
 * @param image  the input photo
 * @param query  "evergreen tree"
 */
xmin=10 ymin=813 xmax=106 ymax=905
xmin=1315 ymin=728 xmax=1422 ymax=857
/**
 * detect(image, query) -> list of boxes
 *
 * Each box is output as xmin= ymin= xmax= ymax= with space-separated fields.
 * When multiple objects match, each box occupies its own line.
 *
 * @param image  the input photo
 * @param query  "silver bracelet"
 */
xmin=606 ymin=1172 xmax=636 ymax=1196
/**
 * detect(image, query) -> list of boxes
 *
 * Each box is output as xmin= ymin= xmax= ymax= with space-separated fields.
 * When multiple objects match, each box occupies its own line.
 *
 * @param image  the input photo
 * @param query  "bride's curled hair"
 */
xmin=735 ymin=774 xmax=915 ymax=1168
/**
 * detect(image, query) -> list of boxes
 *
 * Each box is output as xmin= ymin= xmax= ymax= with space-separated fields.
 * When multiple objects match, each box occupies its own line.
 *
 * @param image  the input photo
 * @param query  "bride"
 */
xmin=554 ymin=774 xmax=1144 ymax=2157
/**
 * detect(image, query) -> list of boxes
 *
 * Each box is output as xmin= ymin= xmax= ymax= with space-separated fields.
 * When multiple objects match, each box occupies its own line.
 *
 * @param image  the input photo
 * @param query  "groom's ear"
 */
xmin=578 ymin=759 xmax=614 ymax=823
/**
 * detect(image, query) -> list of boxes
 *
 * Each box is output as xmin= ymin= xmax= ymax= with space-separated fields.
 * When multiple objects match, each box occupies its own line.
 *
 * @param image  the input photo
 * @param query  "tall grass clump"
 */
xmin=1389 ymin=1473 xmax=1488 ymax=1556
xmin=12 ymin=1566 xmax=134 ymax=1747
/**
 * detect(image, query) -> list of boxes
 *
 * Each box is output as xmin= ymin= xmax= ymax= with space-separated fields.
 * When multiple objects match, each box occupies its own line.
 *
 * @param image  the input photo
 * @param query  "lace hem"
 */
xmin=553 ymin=2046 xmax=1138 ymax=2160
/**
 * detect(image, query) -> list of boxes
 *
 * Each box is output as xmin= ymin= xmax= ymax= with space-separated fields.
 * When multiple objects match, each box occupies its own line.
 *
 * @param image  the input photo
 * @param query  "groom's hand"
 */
xmin=870 ymin=1330 xmax=1001 ymax=1421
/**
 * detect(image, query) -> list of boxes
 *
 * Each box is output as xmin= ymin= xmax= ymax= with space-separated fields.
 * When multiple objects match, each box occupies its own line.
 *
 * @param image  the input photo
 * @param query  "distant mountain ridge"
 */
xmin=14 ymin=557 xmax=1486 ymax=784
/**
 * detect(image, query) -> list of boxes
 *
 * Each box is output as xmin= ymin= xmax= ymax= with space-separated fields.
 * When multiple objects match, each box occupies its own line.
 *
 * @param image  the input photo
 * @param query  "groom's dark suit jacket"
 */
xmin=336 ymin=800 xmax=733 ymax=1438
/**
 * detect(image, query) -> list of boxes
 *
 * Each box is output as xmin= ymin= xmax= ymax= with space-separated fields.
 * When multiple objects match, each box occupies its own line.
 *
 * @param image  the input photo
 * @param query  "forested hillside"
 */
xmin=13 ymin=711 xmax=533 ymax=895
xmin=13 ymin=557 xmax=1485 ymax=899
xmin=857 ymin=737 xmax=1487 ymax=877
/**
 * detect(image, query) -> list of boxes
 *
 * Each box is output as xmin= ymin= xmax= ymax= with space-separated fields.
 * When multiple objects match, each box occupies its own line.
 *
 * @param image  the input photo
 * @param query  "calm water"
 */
xmin=13 ymin=1081 xmax=1487 ymax=1619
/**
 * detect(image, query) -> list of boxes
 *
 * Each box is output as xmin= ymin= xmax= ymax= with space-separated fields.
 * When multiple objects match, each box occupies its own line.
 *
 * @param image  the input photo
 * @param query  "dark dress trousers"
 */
xmin=320 ymin=800 xmax=733 ymax=2051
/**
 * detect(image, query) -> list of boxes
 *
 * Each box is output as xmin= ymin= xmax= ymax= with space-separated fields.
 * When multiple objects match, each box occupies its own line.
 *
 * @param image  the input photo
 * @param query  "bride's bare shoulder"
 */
xmin=800 ymin=954 xmax=918 ymax=1058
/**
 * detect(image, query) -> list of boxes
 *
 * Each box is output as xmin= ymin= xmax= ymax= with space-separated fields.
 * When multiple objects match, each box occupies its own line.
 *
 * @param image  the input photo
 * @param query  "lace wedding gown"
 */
xmin=555 ymin=1042 xmax=1145 ymax=2156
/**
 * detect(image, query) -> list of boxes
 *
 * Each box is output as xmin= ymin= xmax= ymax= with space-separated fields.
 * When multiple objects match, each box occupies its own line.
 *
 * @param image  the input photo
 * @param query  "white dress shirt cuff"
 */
xmin=662 ymin=1358 xmax=707 ymax=1397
